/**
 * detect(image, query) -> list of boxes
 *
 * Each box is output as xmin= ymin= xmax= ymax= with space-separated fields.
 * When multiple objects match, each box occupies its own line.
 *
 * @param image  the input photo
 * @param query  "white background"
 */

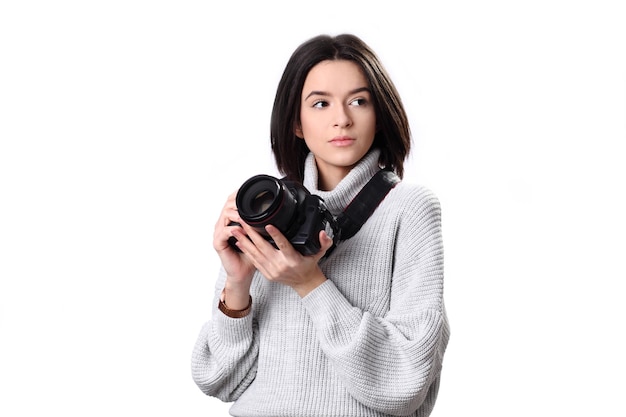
xmin=1 ymin=1 xmax=625 ymax=416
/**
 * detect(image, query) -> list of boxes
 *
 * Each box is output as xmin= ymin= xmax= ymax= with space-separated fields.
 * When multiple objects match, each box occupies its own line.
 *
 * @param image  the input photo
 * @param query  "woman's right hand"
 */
xmin=213 ymin=191 xmax=256 ymax=305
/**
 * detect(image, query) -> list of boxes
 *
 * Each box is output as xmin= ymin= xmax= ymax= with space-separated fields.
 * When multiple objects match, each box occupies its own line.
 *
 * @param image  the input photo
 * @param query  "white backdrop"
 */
xmin=1 ymin=1 xmax=625 ymax=416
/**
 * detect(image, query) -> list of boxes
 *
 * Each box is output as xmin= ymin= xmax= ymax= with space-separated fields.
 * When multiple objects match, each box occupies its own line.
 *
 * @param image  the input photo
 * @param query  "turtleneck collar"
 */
xmin=302 ymin=148 xmax=383 ymax=216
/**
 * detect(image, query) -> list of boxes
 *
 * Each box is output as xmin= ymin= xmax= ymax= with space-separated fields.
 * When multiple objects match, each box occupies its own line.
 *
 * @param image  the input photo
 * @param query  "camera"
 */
xmin=227 ymin=174 xmax=338 ymax=256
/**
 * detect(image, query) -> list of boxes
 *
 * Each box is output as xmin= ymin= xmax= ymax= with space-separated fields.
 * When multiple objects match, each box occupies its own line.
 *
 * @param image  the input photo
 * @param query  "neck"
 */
xmin=315 ymin=161 xmax=352 ymax=191
xmin=302 ymin=148 xmax=383 ymax=215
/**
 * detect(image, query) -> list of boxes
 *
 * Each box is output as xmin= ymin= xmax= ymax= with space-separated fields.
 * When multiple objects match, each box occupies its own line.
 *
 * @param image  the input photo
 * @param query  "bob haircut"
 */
xmin=270 ymin=33 xmax=411 ymax=183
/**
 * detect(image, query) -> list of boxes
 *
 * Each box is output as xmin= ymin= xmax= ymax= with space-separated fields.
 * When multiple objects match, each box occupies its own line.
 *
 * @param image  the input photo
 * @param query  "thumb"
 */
xmin=317 ymin=230 xmax=335 ymax=256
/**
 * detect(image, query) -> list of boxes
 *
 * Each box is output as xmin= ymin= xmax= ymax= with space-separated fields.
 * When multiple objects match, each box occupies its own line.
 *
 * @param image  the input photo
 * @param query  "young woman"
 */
xmin=192 ymin=33 xmax=450 ymax=417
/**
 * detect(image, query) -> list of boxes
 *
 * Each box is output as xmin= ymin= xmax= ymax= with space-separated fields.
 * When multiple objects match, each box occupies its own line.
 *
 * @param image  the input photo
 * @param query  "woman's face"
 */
xmin=297 ymin=59 xmax=377 ymax=190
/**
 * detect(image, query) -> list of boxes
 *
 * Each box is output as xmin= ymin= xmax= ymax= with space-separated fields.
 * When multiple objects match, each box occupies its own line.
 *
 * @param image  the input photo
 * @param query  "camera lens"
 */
xmin=250 ymin=190 xmax=274 ymax=215
xmin=236 ymin=175 xmax=298 ymax=236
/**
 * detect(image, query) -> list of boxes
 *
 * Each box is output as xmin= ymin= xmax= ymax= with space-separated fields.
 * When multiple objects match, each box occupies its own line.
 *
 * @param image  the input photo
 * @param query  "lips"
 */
xmin=330 ymin=136 xmax=355 ymax=146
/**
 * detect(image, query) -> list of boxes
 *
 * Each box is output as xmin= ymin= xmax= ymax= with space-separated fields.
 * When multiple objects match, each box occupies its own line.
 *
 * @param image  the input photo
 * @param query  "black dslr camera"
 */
xmin=228 ymin=174 xmax=338 ymax=256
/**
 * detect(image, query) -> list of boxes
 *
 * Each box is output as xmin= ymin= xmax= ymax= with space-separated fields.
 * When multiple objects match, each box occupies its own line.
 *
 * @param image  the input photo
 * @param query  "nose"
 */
xmin=333 ymin=105 xmax=352 ymax=128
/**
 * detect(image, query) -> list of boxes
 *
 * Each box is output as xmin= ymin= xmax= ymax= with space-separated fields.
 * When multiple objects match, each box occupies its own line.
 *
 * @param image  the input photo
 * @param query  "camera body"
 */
xmin=228 ymin=174 xmax=338 ymax=256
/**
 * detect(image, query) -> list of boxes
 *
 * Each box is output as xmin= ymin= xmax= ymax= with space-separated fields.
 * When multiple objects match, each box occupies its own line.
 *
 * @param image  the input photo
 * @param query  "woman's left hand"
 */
xmin=231 ymin=223 xmax=334 ymax=297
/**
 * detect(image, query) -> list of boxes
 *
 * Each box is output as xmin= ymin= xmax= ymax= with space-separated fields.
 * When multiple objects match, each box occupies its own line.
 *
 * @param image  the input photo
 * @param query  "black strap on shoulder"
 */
xmin=335 ymin=168 xmax=400 ymax=241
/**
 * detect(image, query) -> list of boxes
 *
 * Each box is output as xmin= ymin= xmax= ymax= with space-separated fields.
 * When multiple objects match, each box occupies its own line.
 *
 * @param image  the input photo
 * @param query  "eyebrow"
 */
xmin=304 ymin=87 xmax=371 ymax=101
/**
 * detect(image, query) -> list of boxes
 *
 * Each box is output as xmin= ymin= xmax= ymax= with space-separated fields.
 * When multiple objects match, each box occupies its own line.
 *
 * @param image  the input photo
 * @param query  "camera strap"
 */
xmin=335 ymin=168 xmax=401 ymax=241
xmin=322 ymin=168 xmax=399 ymax=259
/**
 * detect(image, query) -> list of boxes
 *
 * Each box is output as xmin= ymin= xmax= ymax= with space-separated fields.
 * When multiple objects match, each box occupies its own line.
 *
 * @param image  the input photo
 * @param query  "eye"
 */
xmin=350 ymin=98 xmax=368 ymax=106
xmin=313 ymin=100 xmax=329 ymax=108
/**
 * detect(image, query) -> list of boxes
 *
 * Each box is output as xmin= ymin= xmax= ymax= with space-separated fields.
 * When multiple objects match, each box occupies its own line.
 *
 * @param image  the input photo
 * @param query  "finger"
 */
xmin=225 ymin=192 xmax=241 ymax=217
xmin=225 ymin=207 xmax=243 ymax=225
xmin=223 ymin=190 xmax=238 ymax=210
xmin=232 ymin=225 xmax=267 ymax=256
xmin=233 ymin=227 xmax=285 ymax=281
xmin=215 ymin=210 xmax=241 ymax=233
xmin=264 ymin=225 xmax=296 ymax=254
xmin=231 ymin=228 xmax=271 ymax=276
xmin=215 ymin=191 xmax=242 ymax=227
xmin=313 ymin=230 xmax=334 ymax=260
xmin=230 ymin=228 xmax=250 ymax=250
xmin=214 ymin=222 xmax=242 ymax=250
xmin=320 ymin=230 xmax=334 ymax=250
xmin=239 ymin=222 xmax=276 ymax=253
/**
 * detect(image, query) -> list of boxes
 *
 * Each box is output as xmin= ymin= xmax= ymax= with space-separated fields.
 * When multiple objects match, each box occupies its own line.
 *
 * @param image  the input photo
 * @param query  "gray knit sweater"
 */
xmin=192 ymin=149 xmax=450 ymax=417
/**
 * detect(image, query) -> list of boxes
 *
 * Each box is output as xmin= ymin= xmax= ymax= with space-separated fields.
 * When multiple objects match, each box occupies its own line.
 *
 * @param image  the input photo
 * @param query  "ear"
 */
xmin=294 ymin=123 xmax=304 ymax=139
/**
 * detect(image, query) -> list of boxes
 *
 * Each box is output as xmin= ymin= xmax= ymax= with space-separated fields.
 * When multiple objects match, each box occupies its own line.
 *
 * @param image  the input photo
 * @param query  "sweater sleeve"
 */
xmin=301 ymin=188 xmax=450 ymax=416
xmin=191 ymin=268 xmax=259 ymax=402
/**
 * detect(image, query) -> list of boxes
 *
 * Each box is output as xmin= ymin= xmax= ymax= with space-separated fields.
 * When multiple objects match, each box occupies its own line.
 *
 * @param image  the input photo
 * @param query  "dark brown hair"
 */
xmin=270 ymin=33 xmax=411 ymax=183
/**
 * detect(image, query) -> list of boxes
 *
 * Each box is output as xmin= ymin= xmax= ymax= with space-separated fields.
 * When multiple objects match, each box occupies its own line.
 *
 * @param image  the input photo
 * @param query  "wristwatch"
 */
xmin=218 ymin=292 xmax=252 ymax=318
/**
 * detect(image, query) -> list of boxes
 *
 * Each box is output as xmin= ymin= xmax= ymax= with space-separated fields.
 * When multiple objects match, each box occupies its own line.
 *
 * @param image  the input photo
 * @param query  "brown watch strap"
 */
xmin=218 ymin=295 xmax=252 ymax=318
